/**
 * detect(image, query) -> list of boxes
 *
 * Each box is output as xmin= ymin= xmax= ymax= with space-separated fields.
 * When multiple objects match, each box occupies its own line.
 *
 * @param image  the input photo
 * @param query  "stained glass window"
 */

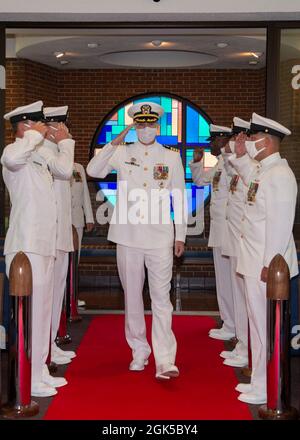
xmin=91 ymin=93 xmax=217 ymax=224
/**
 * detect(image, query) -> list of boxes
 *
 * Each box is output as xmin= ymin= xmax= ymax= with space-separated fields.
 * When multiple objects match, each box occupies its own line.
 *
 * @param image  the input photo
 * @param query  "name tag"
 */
xmin=153 ymin=164 xmax=169 ymax=180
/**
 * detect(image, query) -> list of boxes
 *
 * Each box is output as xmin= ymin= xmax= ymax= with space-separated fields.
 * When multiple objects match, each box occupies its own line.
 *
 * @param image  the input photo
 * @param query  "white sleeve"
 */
xmin=78 ymin=164 xmax=94 ymax=224
xmin=38 ymin=138 xmax=75 ymax=180
xmin=1 ymin=130 xmax=44 ymax=171
xmin=86 ymin=143 xmax=120 ymax=178
xmin=263 ymin=168 xmax=297 ymax=268
xmin=171 ymin=154 xmax=188 ymax=243
xmin=189 ymin=159 xmax=215 ymax=186
xmin=229 ymin=154 xmax=258 ymax=186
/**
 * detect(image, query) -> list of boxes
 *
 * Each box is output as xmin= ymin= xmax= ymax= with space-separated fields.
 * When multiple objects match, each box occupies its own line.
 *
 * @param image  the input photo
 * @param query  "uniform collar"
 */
xmin=260 ymin=152 xmax=281 ymax=168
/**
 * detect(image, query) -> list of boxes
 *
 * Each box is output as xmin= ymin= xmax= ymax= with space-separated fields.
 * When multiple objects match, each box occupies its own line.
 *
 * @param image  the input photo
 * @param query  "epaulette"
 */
xmin=163 ymin=144 xmax=179 ymax=153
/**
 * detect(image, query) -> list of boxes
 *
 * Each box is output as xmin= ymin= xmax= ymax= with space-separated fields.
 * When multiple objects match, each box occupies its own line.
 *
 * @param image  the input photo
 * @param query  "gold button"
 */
xmin=145 ymin=152 xmax=148 ymax=156
xmin=241 ymin=234 xmax=244 ymax=238
xmin=143 ymin=183 xmax=147 ymax=187
xmin=144 ymin=167 xmax=148 ymax=171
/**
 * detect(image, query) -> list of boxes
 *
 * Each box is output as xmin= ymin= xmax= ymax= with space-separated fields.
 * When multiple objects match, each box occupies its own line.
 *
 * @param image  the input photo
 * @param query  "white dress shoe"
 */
xmin=220 ymin=350 xmax=237 ymax=359
xmin=156 ymin=364 xmax=179 ymax=380
xmin=52 ymin=343 xmax=76 ymax=359
xmin=78 ymin=300 xmax=86 ymax=307
xmin=235 ymin=383 xmax=252 ymax=393
xmin=129 ymin=358 xmax=149 ymax=371
xmin=42 ymin=365 xmax=67 ymax=388
xmin=209 ymin=329 xmax=235 ymax=341
xmin=238 ymin=391 xmax=267 ymax=405
xmin=223 ymin=356 xmax=248 ymax=367
xmin=31 ymin=382 xmax=58 ymax=397
xmin=51 ymin=353 xmax=72 ymax=365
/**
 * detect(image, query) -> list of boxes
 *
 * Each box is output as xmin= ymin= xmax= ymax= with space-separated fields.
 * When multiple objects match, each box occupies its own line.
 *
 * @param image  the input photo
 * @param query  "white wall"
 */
xmin=0 ymin=0 xmax=300 ymax=21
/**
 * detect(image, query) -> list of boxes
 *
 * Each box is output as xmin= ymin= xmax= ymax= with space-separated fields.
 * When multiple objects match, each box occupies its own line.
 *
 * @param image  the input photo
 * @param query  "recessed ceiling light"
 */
xmin=250 ymin=52 xmax=263 ymax=58
xmin=87 ymin=43 xmax=99 ymax=48
xmin=249 ymin=60 xmax=258 ymax=65
xmin=216 ymin=42 xmax=229 ymax=48
xmin=54 ymin=51 xmax=65 ymax=58
xmin=151 ymin=40 xmax=163 ymax=47
xmin=60 ymin=60 xmax=69 ymax=65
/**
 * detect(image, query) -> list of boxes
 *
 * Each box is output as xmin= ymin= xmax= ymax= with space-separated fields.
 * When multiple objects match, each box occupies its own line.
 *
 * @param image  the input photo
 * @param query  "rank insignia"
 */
xmin=212 ymin=171 xmax=222 ymax=192
xmin=230 ymin=175 xmax=239 ymax=194
xmin=153 ymin=164 xmax=169 ymax=180
xmin=125 ymin=157 xmax=140 ymax=167
xmin=247 ymin=181 xmax=259 ymax=204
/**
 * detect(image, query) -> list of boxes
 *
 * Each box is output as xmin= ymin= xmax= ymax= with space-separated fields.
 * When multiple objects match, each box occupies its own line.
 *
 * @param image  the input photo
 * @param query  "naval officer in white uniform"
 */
xmin=87 ymin=102 xmax=187 ymax=380
xmin=220 ymin=118 xmax=254 ymax=370
xmin=230 ymin=113 xmax=298 ymax=404
xmin=190 ymin=125 xmax=236 ymax=341
xmin=1 ymin=101 xmax=60 ymax=397
xmin=71 ymin=162 xmax=95 ymax=257
xmin=39 ymin=106 xmax=76 ymax=366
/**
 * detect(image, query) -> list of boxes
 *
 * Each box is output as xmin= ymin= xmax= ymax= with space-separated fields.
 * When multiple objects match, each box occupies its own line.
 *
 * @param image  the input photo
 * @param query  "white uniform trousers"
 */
xmin=116 ymin=244 xmax=177 ymax=367
xmin=244 ymin=276 xmax=267 ymax=396
xmin=51 ymin=250 xmax=69 ymax=345
xmin=213 ymin=247 xmax=235 ymax=334
xmin=5 ymin=252 xmax=54 ymax=385
xmin=75 ymin=226 xmax=84 ymax=262
xmin=230 ymin=256 xmax=248 ymax=358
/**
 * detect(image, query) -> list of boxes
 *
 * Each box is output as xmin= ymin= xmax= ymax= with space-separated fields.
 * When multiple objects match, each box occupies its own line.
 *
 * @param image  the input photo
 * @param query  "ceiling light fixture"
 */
xmin=60 ymin=60 xmax=69 ymax=65
xmin=250 ymin=52 xmax=262 ymax=58
xmin=151 ymin=40 xmax=163 ymax=47
xmin=54 ymin=51 xmax=64 ymax=58
xmin=249 ymin=60 xmax=258 ymax=65
xmin=216 ymin=42 xmax=228 ymax=48
xmin=87 ymin=43 xmax=99 ymax=48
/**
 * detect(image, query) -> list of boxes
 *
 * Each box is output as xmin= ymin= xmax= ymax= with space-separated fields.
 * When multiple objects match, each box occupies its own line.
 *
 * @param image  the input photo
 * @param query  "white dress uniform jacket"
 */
xmin=37 ymin=138 xmax=75 ymax=252
xmin=87 ymin=141 xmax=187 ymax=247
xmin=189 ymin=156 xmax=230 ymax=248
xmin=230 ymin=152 xmax=298 ymax=279
xmin=71 ymin=162 xmax=94 ymax=228
xmin=1 ymin=130 xmax=57 ymax=257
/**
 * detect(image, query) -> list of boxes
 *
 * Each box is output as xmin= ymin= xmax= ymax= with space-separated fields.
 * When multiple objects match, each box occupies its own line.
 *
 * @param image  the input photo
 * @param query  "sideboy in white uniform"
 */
xmin=190 ymin=124 xmax=235 ymax=341
xmin=39 ymin=106 xmax=76 ymax=365
xmin=1 ymin=101 xmax=59 ymax=397
xmin=87 ymin=102 xmax=187 ymax=380
xmin=230 ymin=113 xmax=298 ymax=404
xmin=221 ymin=118 xmax=255 ymax=370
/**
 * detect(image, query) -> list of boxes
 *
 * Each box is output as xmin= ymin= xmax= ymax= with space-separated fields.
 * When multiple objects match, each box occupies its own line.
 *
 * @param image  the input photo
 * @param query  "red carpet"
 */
xmin=44 ymin=315 xmax=252 ymax=420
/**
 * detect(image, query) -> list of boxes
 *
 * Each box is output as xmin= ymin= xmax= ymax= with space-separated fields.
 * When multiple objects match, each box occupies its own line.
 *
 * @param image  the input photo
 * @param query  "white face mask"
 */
xmin=229 ymin=141 xmax=235 ymax=154
xmin=136 ymin=127 xmax=157 ymax=144
xmin=245 ymin=137 xmax=266 ymax=159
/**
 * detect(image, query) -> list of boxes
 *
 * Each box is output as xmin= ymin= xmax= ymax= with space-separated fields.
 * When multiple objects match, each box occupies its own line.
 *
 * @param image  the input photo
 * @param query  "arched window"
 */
xmin=90 ymin=93 xmax=216 ymax=215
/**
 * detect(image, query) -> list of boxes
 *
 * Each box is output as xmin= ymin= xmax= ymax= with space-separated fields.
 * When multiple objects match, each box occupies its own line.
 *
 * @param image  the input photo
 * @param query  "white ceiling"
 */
xmin=7 ymin=28 xmax=270 ymax=69
xmin=1 ymin=0 xmax=300 ymax=21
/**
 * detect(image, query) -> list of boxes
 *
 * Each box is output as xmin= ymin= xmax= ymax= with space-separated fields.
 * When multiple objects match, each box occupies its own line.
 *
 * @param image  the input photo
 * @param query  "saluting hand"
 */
xmin=111 ymin=123 xmax=136 ymax=146
xmin=193 ymin=147 xmax=204 ymax=163
xmin=174 ymin=241 xmax=185 ymax=258
xmin=53 ymin=123 xmax=72 ymax=143
xmin=30 ymin=121 xmax=48 ymax=138
xmin=235 ymin=133 xmax=247 ymax=158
